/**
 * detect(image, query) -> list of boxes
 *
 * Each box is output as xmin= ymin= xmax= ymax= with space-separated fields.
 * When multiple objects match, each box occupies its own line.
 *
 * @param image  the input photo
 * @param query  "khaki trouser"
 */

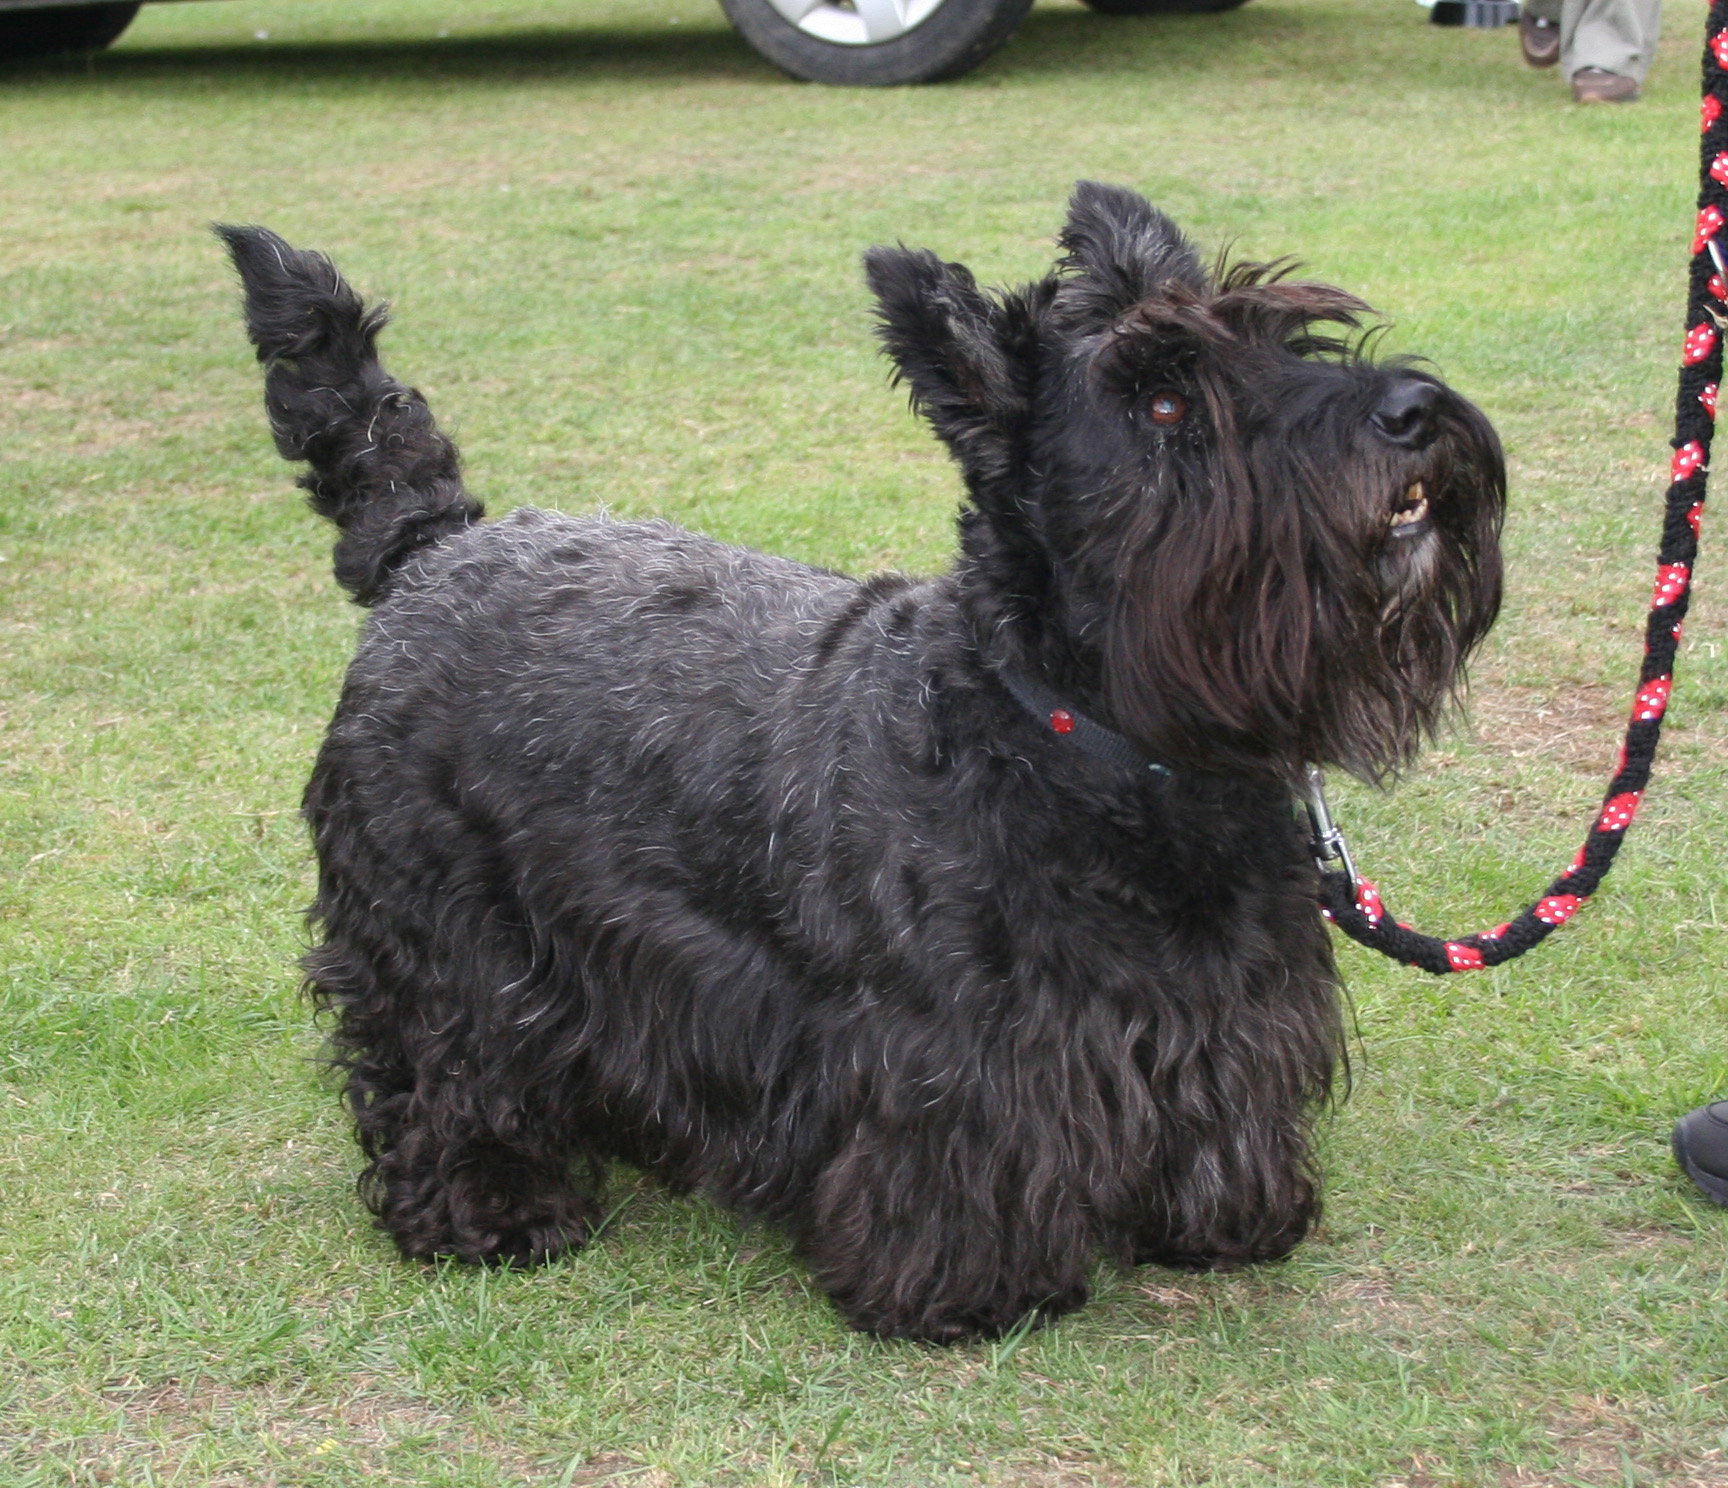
xmin=1521 ymin=0 xmax=1663 ymax=85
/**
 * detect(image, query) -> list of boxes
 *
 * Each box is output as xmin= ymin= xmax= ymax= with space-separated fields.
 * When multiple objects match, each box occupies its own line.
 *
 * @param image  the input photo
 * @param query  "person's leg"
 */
xmin=1561 ymin=0 xmax=1662 ymax=94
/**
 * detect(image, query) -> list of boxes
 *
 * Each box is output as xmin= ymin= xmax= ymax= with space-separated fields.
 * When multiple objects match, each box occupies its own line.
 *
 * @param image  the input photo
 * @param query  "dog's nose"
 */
xmin=1370 ymin=378 xmax=1441 ymax=450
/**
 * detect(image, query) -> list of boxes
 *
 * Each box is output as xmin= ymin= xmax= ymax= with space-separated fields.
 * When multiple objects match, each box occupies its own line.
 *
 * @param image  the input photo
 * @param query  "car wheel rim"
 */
xmin=765 ymin=0 xmax=948 ymax=45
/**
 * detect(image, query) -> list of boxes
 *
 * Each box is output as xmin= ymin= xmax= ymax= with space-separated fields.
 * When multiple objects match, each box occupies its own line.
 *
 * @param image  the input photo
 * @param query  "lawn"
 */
xmin=3 ymin=0 xmax=1727 ymax=1482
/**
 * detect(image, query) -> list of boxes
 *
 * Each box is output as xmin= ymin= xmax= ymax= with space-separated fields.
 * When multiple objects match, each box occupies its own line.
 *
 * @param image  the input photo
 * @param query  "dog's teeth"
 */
xmin=1389 ymin=482 xmax=1429 ymax=529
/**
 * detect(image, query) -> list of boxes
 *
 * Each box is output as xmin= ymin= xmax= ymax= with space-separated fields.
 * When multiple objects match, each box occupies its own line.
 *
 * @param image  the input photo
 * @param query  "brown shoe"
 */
xmin=1571 ymin=67 xmax=1640 ymax=102
xmin=1520 ymin=13 xmax=1559 ymax=67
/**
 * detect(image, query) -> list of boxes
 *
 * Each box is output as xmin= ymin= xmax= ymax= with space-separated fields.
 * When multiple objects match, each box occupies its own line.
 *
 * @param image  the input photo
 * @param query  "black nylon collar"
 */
xmin=996 ymin=667 xmax=1172 ymax=777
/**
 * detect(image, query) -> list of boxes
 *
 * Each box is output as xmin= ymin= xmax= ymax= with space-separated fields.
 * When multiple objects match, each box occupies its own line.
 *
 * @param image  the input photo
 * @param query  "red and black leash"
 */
xmin=1316 ymin=5 xmax=1728 ymax=975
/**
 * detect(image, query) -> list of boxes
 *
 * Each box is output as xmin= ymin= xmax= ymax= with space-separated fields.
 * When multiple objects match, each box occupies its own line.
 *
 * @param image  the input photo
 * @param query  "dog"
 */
xmin=219 ymin=183 xmax=1504 ymax=1343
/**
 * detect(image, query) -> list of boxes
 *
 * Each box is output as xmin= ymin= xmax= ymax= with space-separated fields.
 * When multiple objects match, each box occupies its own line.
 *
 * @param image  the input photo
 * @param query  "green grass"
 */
xmin=4 ymin=0 xmax=1728 ymax=1481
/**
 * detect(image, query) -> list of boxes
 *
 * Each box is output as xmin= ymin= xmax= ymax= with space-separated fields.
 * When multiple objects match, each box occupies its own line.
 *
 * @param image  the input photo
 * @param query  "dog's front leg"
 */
xmin=795 ymin=1115 xmax=1093 ymax=1343
xmin=1124 ymin=1085 xmax=1323 ymax=1273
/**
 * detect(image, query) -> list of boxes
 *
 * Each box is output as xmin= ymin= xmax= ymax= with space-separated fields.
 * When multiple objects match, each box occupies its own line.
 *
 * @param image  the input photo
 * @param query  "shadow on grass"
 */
xmin=6 ymin=24 xmax=766 ymax=85
xmin=0 ymin=5 xmax=1328 ymax=90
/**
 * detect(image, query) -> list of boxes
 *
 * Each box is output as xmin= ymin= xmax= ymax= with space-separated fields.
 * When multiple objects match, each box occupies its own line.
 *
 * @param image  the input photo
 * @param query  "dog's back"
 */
xmin=307 ymin=504 xmax=867 ymax=1088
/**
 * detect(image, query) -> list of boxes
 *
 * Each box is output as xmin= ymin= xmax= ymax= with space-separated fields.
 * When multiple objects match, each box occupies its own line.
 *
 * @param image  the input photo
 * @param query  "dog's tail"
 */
xmin=216 ymin=224 xmax=484 ymax=606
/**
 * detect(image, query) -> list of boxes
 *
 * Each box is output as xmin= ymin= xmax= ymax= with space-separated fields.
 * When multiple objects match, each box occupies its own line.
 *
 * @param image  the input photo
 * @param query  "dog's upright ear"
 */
xmin=1055 ymin=182 xmax=1207 ymax=325
xmin=863 ymin=246 xmax=1035 ymax=493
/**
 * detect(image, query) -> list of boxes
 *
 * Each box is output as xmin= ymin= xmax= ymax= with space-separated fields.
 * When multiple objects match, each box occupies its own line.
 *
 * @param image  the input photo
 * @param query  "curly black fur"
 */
xmin=219 ymin=184 xmax=1504 ymax=1343
xmin=213 ymin=223 xmax=483 ymax=604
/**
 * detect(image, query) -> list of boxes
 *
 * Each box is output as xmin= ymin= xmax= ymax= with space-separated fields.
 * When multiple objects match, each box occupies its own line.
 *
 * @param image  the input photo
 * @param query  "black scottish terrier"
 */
xmin=220 ymin=184 xmax=1503 ymax=1343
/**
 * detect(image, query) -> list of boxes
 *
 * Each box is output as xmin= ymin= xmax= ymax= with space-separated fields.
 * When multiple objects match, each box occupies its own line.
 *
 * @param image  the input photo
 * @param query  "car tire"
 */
xmin=718 ymin=0 xmax=1035 ymax=85
xmin=0 ymin=2 xmax=141 ymax=59
xmin=1078 ymin=0 xmax=1249 ymax=14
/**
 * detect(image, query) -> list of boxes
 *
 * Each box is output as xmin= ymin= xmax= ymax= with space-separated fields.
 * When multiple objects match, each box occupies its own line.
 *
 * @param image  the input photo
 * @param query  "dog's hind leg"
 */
xmin=305 ymin=921 xmax=603 ymax=1270
xmin=368 ymin=1082 xmax=603 ymax=1271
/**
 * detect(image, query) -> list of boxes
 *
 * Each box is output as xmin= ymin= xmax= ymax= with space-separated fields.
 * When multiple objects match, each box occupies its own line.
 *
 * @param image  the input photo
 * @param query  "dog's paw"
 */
xmin=466 ymin=1206 xmax=598 ymax=1270
xmin=372 ymin=1140 xmax=602 ymax=1268
xmin=401 ymin=1189 xmax=601 ymax=1269
xmin=840 ymin=1277 xmax=1091 ymax=1344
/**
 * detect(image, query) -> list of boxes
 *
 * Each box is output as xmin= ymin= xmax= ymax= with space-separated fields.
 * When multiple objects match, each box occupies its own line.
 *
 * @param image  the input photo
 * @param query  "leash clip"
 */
xmin=1302 ymin=766 xmax=1357 ymax=885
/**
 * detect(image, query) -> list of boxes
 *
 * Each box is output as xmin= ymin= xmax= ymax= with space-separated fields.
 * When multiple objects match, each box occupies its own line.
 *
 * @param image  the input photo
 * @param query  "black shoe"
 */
xmin=1672 ymin=1101 xmax=1728 ymax=1206
xmin=1519 ymin=12 xmax=1559 ymax=67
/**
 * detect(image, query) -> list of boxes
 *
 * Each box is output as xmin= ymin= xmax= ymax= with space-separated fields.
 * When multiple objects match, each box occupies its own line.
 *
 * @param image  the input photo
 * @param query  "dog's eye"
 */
xmin=1147 ymin=391 xmax=1188 ymax=426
